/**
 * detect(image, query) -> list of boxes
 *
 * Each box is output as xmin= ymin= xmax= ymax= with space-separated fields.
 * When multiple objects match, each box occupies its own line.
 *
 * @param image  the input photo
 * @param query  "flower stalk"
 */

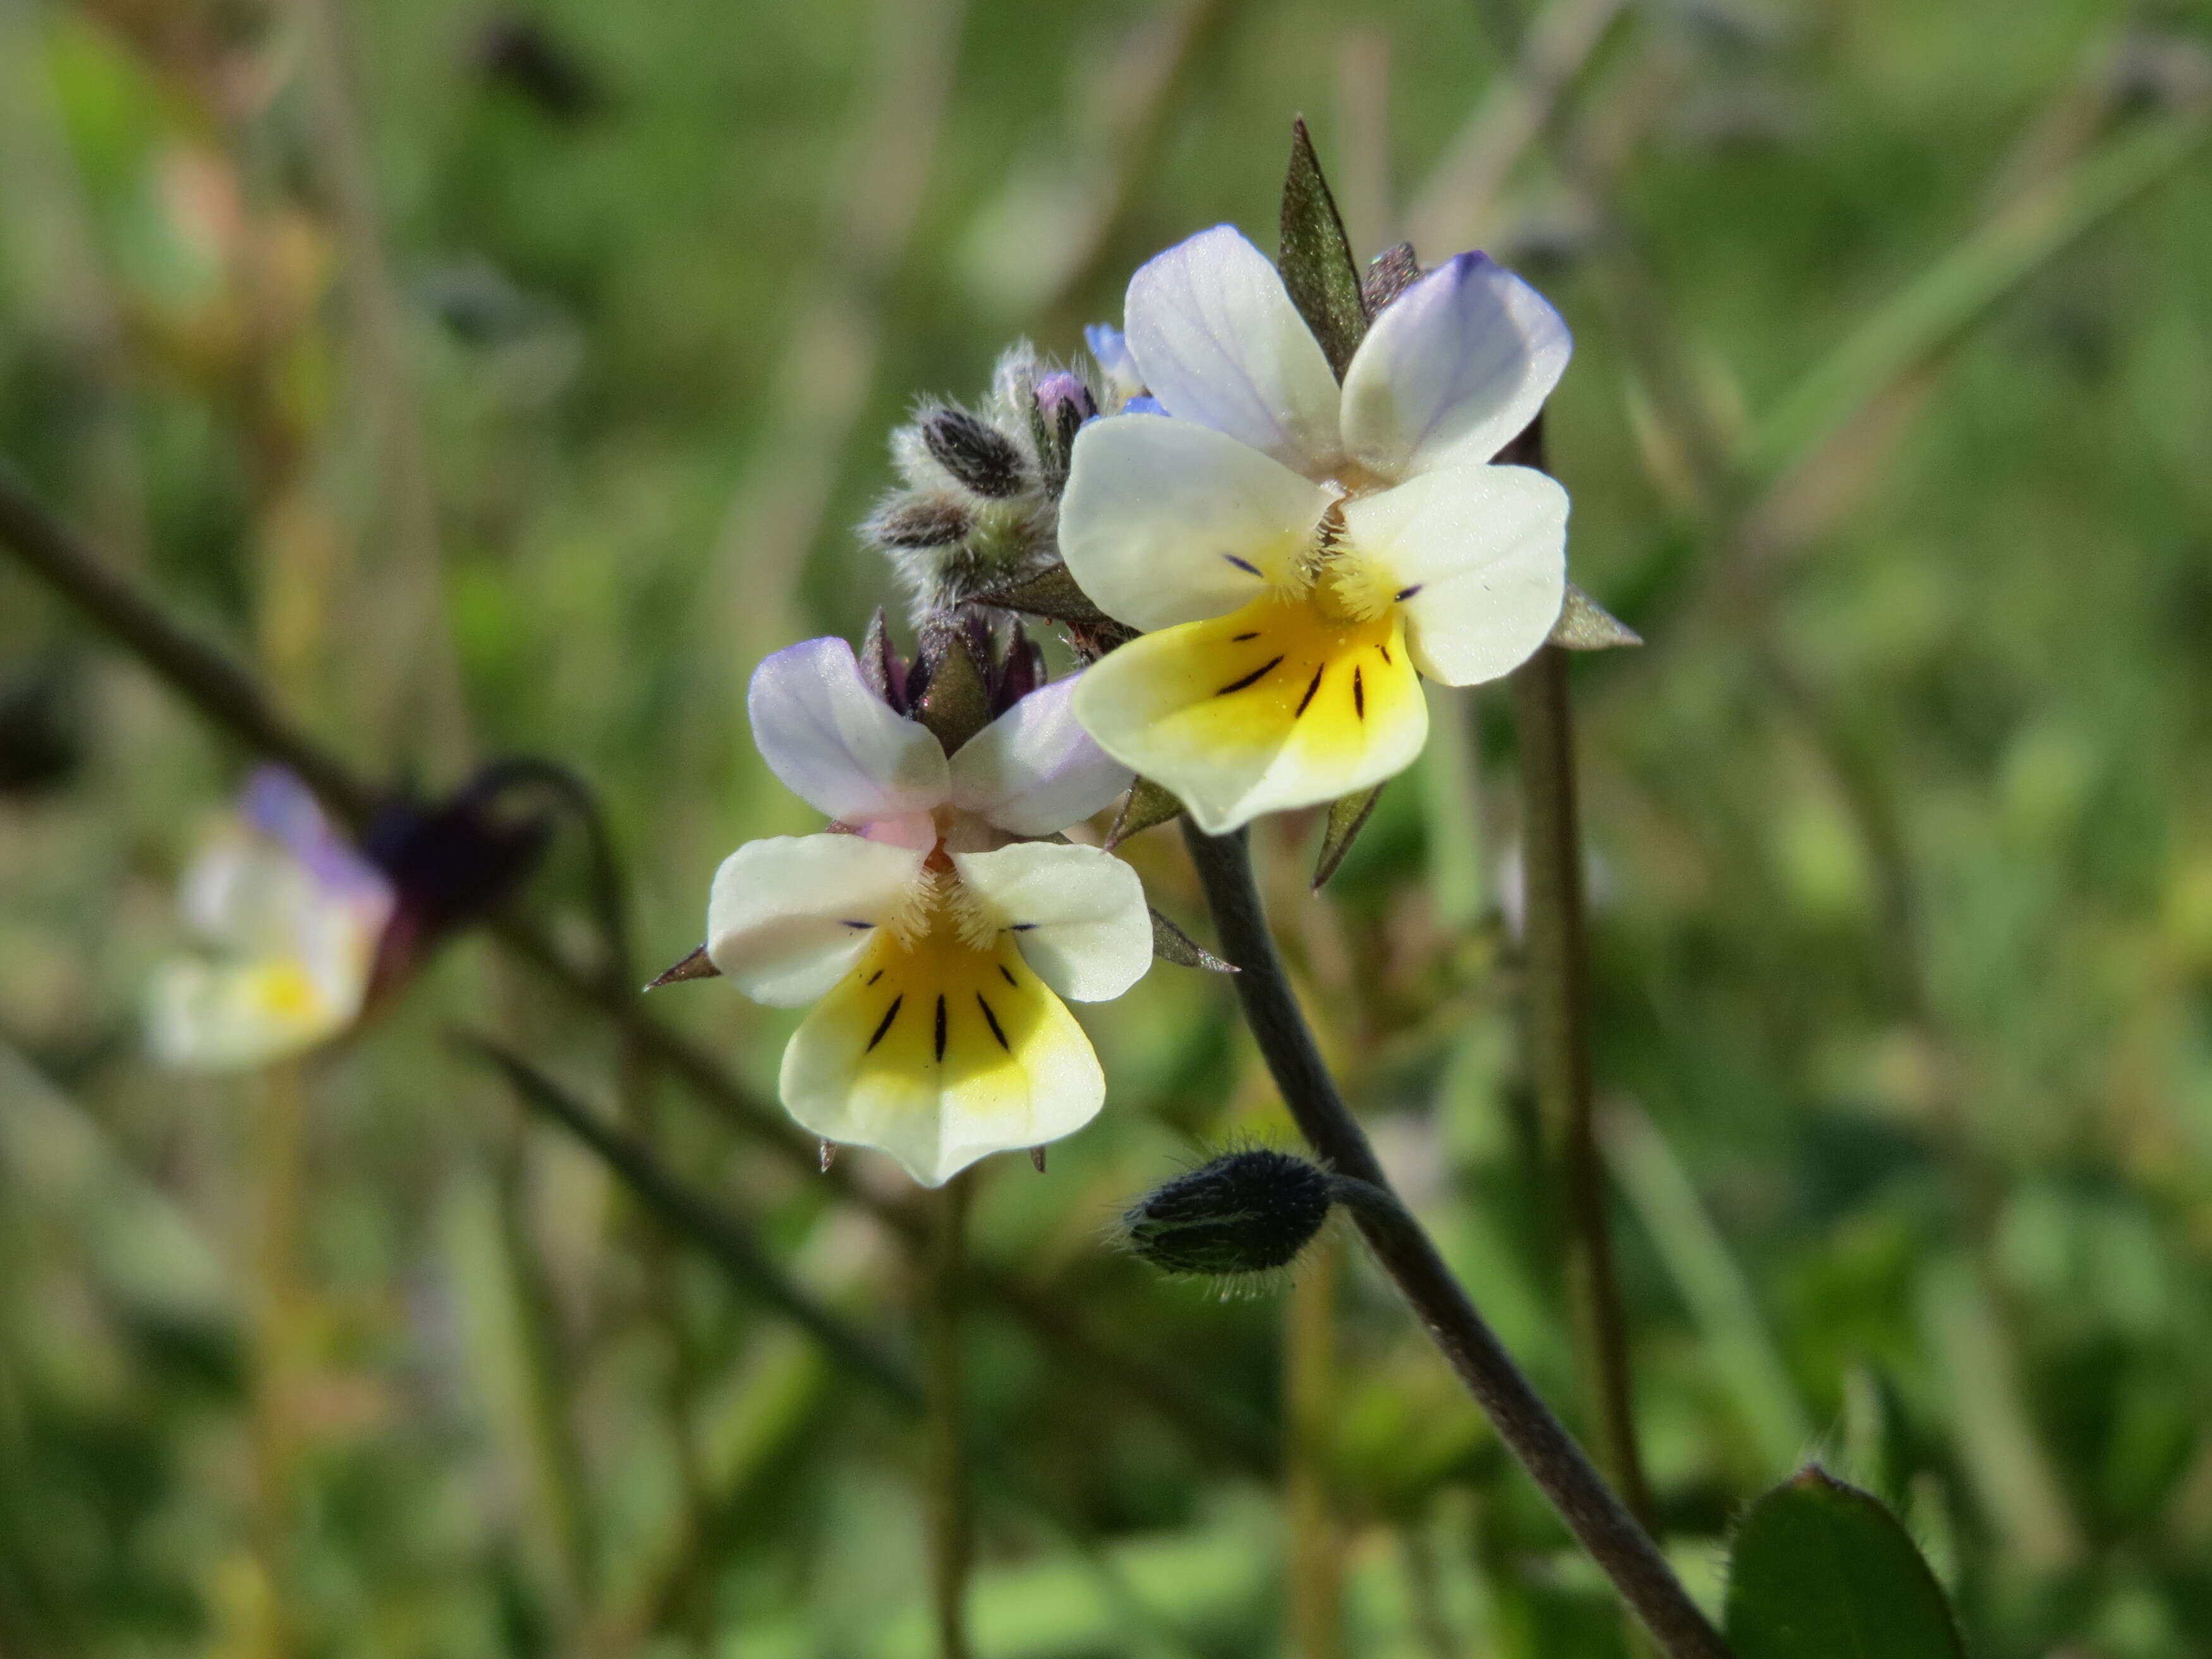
xmin=925 ymin=1171 xmax=977 ymax=1659
xmin=1513 ymin=637 xmax=1656 ymax=1522
xmin=1179 ymin=822 xmax=1731 ymax=1659
xmin=1505 ymin=416 xmax=1655 ymax=1529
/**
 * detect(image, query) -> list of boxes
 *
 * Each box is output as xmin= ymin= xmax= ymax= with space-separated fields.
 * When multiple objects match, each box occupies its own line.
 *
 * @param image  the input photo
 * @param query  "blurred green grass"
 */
xmin=3 ymin=0 xmax=2212 ymax=1653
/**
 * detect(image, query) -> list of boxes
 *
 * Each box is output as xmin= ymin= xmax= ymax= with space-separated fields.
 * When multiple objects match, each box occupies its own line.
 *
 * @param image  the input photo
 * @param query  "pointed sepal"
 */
xmin=972 ymin=562 xmax=1115 ymax=629
xmin=1278 ymin=117 xmax=1368 ymax=377
xmin=1312 ymin=782 xmax=1385 ymax=889
xmin=646 ymin=944 xmax=720 ymax=990
xmin=911 ymin=616 xmax=993 ymax=753
xmin=1548 ymin=582 xmax=1643 ymax=651
xmin=1150 ymin=906 xmax=1236 ymax=973
xmin=1106 ymin=777 xmax=1185 ymax=848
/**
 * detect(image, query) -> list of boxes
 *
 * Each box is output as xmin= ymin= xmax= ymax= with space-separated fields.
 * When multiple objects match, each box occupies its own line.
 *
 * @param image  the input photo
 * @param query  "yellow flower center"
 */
xmin=831 ymin=890 xmax=1054 ymax=1091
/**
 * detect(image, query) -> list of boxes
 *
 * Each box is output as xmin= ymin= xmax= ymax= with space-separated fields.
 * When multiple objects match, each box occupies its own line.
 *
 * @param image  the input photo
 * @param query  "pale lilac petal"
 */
xmin=947 ymin=676 xmax=1133 ymax=837
xmin=1340 ymin=252 xmax=1571 ymax=477
xmin=1123 ymin=226 xmax=1342 ymax=471
xmin=748 ymin=638 xmax=949 ymax=825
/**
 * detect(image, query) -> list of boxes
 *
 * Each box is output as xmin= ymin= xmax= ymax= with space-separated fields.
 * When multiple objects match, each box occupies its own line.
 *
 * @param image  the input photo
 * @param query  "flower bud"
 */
xmin=923 ymin=407 xmax=1026 ymax=500
xmin=870 ymin=495 xmax=972 ymax=549
xmin=1031 ymin=371 xmax=1096 ymax=487
xmin=1119 ymin=1149 xmax=1335 ymax=1278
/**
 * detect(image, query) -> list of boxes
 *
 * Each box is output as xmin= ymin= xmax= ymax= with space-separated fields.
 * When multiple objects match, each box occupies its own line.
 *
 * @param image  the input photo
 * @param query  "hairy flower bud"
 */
xmin=1031 ymin=371 xmax=1096 ymax=491
xmin=870 ymin=495 xmax=972 ymax=549
xmin=923 ymin=407 xmax=1026 ymax=499
xmin=1119 ymin=1148 xmax=1335 ymax=1278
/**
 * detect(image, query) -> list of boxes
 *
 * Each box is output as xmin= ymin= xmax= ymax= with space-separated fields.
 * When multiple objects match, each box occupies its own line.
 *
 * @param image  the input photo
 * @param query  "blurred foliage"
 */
xmin=2 ymin=0 xmax=2211 ymax=1653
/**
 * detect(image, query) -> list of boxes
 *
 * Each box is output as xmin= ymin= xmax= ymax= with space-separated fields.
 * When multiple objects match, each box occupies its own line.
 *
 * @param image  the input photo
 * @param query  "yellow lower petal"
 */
xmin=1071 ymin=590 xmax=1428 ymax=833
xmin=779 ymin=914 xmax=1104 ymax=1186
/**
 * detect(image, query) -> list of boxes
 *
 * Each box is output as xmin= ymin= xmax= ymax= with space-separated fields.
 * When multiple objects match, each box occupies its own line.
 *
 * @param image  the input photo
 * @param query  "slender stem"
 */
xmin=1512 ymin=641 xmax=1655 ymax=1528
xmin=0 ymin=461 xmax=381 ymax=826
xmin=1286 ymin=1229 xmax=1346 ymax=1659
xmin=1181 ymin=822 xmax=1730 ymax=1659
xmin=463 ymin=1032 xmax=923 ymax=1411
xmin=249 ymin=1063 xmax=307 ymax=1658
xmin=0 ymin=461 xmax=1272 ymax=1475
xmin=925 ymin=1172 xmax=976 ymax=1659
xmin=1327 ymin=1174 xmax=1728 ymax=1659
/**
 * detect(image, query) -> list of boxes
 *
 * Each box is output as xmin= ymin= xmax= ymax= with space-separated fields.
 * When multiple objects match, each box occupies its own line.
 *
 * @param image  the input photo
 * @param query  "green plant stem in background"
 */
xmin=1179 ymin=823 xmax=1731 ymax=1659
xmin=1510 ymin=641 xmax=1656 ymax=1527
xmin=248 ymin=1062 xmax=307 ymax=1656
xmin=927 ymin=1172 xmax=977 ymax=1659
xmin=465 ymin=1034 xmax=923 ymax=1409
xmin=1285 ymin=1229 xmax=1346 ymax=1659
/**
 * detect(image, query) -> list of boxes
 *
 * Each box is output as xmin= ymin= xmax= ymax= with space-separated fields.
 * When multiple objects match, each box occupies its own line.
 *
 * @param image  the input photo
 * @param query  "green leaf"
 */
xmin=972 ymin=562 xmax=1115 ymax=628
xmin=1107 ymin=777 xmax=1184 ymax=848
xmin=1278 ymin=117 xmax=1368 ymax=378
xmin=1149 ymin=906 xmax=1235 ymax=973
xmin=1725 ymin=1468 xmax=1965 ymax=1659
xmin=1311 ymin=782 xmax=1385 ymax=889
xmin=1548 ymin=582 xmax=1642 ymax=650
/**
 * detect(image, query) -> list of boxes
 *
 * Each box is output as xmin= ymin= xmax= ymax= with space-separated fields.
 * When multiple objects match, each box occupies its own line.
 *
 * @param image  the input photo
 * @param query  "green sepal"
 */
xmin=911 ymin=619 xmax=992 ymax=753
xmin=1106 ymin=777 xmax=1185 ymax=848
xmin=1725 ymin=1468 xmax=1964 ymax=1659
xmin=971 ymin=562 xmax=1115 ymax=629
xmin=1311 ymin=782 xmax=1385 ymax=889
xmin=1278 ymin=117 xmax=1368 ymax=378
xmin=1549 ymin=583 xmax=1643 ymax=650
xmin=1150 ymin=906 xmax=1236 ymax=973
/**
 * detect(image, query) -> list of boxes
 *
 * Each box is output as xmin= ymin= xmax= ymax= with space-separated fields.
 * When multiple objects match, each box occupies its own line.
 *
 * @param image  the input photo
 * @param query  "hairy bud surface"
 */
xmin=1120 ymin=1148 xmax=1334 ymax=1277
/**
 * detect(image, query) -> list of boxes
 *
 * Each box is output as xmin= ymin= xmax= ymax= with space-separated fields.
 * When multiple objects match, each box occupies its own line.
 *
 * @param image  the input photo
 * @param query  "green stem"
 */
xmin=1510 ymin=641 xmax=1655 ymax=1528
xmin=1180 ymin=823 xmax=1730 ymax=1659
xmin=926 ymin=1173 xmax=976 ymax=1659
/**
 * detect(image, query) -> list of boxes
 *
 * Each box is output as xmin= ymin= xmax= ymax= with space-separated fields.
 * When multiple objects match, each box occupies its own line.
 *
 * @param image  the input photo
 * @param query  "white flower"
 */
xmin=1060 ymin=226 xmax=1573 ymax=834
xmin=707 ymin=636 xmax=1152 ymax=1186
xmin=147 ymin=769 xmax=394 ymax=1072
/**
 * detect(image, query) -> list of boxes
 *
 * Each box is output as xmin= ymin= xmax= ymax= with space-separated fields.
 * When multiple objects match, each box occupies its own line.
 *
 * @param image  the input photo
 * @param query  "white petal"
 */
xmin=1340 ymin=465 xmax=1568 ymax=687
xmin=1340 ymin=253 xmax=1571 ymax=477
xmin=1122 ymin=225 xmax=1342 ymax=470
xmin=952 ymin=842 xmax=1153 ymax=1002
xmin=748 ymin=637 xmax=949 ymax=825
xmin=1060 ymin=415 xmax=1334 ymax=633
xmin=778 ymin=923 xmax=1106 ymax=1186
xmin=947 ymin=676 xmax=1133 ymax=837
xmin=705 ymin=834 xmax=927 ymax=1007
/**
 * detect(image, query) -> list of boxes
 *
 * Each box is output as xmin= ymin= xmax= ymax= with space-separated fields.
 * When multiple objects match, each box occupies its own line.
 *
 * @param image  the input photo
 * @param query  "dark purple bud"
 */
xmin=987 ymin=621 xmax=1045 ymax=715
xmin=923 ymin=408 xmax=1026 ymax=499
xmin=859 ymin=609 xmax=909 ymax=712
xmin=362 ymin=763 xmax=557 ymax=995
